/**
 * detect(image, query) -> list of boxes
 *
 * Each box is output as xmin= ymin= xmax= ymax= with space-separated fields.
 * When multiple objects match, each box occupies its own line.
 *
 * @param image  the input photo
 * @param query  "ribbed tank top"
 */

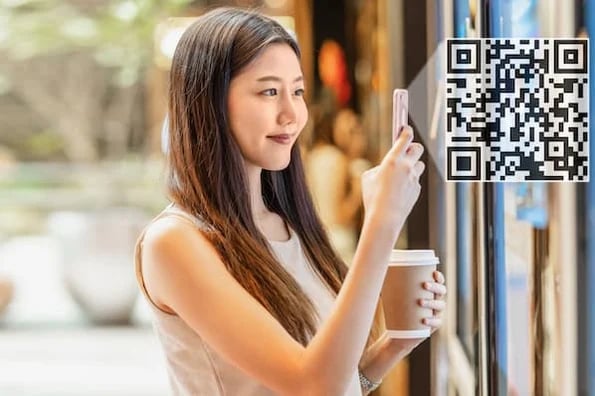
xmin=134 ymin=204 xmax=362 ymax=396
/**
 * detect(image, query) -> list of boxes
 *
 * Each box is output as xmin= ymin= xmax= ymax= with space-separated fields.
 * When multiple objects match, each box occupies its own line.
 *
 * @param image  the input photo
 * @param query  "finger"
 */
xmin=422 ymin=317 xmax=442 ymax=328
xmin=405 ymin=142 xmax=425 ymax=162
xmin=418 ymin=298 xmax=446 ymax=311
xmin=424 ymin=281 xmax=447 ymax=296
xmin=385 ymin=125 xmax=414 ymax=161
xmin=433 ymin=270 xmax=445 ymax=284
xmin=413 ymin=161 xmax=426 ymax=177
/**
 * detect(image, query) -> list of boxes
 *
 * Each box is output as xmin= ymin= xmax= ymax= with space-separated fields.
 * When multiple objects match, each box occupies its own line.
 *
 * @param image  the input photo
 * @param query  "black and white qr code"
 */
xmin=446 ymin=39 xmax=589 ymax=182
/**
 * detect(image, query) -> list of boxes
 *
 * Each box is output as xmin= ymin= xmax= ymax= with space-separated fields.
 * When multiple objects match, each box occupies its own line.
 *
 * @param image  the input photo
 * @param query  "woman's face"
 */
xmin=227 ymin=43 xmax=308 ymax=171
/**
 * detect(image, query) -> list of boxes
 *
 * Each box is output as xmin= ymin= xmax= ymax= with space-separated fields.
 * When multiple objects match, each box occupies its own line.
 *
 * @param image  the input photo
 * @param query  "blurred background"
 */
xmin=0 ymin=0 xmax=593 ymax=395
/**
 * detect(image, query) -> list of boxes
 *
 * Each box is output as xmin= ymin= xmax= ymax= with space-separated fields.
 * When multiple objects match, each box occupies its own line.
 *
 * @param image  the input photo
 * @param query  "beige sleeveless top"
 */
xmin=135 ymin=204 xmax=362 ymax=396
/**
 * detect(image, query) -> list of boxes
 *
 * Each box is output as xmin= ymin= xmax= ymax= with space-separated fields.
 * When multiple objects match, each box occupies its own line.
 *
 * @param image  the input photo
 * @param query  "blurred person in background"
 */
xmin=135 ymin=7 xmax=445 ymax=396
xmin=306 ymin=108 xmax=371 ymax=264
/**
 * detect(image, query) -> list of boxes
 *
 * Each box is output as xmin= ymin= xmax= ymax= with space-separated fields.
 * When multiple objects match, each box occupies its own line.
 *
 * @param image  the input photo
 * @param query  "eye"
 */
xmin=261 ymin=88 xmax=278 ymax=96
xmin=294 ymin=88 xmax=305 ymax=96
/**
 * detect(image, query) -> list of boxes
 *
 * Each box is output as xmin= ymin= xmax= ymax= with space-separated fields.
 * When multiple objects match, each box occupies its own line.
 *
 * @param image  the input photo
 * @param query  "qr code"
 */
xmin=446 ymin=39 xmax=589 ymax=182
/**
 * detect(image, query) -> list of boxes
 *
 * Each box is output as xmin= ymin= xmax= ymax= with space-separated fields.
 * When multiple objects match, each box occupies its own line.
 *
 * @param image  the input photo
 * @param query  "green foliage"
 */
xmin=0 ymin=0 xmax=194 ymax=85
xmin=21 ymin=128 xmax=65 ymax=160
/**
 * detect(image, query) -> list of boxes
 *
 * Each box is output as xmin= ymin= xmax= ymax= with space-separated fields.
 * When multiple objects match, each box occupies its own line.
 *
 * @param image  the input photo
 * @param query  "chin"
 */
xmin=262 ymin=157 xmax=291 ymax=171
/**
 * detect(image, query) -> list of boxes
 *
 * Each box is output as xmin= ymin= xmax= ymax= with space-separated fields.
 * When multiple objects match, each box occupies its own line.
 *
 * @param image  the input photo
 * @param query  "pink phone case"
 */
xmin=392 ymin=89 xmax=409 ymax=144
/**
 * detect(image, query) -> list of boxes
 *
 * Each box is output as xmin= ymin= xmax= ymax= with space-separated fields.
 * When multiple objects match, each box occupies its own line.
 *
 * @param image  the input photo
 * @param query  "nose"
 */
xmin=277 ymin=91 xmax=297 ymax=126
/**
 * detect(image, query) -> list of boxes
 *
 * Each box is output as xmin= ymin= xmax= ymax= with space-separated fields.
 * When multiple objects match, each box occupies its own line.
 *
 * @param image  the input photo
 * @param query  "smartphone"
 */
xmin=392 ymin=89 xmax=409 ymax=144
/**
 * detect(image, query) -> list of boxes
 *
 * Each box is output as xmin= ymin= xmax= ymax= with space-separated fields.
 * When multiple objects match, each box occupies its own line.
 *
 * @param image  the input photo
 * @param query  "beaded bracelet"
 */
xmin=358 ymin=369 xmax=382 ymax=393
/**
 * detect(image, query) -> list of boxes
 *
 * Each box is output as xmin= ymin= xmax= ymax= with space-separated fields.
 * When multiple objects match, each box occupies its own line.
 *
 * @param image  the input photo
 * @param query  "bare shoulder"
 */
xmin=143 ymin=215 xmax=215 ymax=257
xmin=140 ymin=216 xmax=223 ymax=314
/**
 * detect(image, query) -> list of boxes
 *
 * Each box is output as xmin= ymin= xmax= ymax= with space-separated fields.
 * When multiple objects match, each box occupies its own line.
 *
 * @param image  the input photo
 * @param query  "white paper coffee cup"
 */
xmin=381 ymin=249 xmax=439 ymax=338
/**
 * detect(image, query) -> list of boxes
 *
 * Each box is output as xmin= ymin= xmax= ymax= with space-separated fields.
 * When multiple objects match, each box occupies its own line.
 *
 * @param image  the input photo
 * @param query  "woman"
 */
xmin=135 ymin=7 xmax=446 ymax=396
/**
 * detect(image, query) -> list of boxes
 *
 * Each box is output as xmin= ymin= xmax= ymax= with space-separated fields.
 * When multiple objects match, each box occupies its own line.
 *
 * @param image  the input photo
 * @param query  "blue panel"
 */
xmin=490 ymin=0 xmax=512 ymax=37
xmin=454 ymin=0 xmax=469 ymax=38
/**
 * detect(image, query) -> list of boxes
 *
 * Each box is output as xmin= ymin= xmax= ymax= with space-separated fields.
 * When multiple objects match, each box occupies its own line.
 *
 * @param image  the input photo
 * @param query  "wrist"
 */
xmin=358 ymin=334 xmax=391 ymax=384
xmin=364 ymin=207 xmax=405 ymax=238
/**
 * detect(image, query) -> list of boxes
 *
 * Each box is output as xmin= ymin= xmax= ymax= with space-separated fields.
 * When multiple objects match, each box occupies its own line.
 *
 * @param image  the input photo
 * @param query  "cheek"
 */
xmin=227 ymin=86 xmax=262 ymax=142
xmin=227 ymin=94 xmax=241 ymax=138
xmin=228 ymin=108 xmax=273 ymax=156
xmin=297 ymin=102 xmax=309 ymax=131
xmin=228 ymin=99 xmax=260 ymax=142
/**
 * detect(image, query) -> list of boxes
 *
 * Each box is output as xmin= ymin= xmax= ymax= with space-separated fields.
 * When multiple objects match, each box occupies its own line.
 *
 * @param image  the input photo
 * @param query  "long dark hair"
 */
xmin=167 ymin=7 xmax=382 ymax=347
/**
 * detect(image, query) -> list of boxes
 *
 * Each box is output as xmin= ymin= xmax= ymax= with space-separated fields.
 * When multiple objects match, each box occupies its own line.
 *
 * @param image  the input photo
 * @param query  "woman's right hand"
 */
xmin=360 ymin=126 xmax=425 ymax=234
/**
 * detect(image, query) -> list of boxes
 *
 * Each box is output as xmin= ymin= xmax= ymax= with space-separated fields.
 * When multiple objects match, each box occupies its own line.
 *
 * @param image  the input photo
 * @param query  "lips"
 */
xmin=267 ymin=133 xmax=295 ymax=145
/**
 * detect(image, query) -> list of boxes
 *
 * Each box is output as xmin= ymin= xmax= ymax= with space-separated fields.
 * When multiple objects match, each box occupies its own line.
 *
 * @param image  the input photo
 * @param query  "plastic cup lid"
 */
xmin=389 ymin=249 xmax=439 ymax=265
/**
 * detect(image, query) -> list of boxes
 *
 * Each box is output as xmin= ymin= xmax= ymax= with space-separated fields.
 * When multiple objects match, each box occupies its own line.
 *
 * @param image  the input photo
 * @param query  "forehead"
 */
xmin=236 ymin=43 xmax=302 ymax=79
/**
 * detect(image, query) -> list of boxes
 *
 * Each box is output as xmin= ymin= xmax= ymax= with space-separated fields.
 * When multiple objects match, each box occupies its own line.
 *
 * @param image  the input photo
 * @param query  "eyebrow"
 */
xmin=255 ymin=76 xmax=304 ymax=83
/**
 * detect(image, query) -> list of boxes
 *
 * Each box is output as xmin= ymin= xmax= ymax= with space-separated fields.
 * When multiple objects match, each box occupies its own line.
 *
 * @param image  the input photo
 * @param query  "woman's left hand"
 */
xmin=384 ymin=271 xmax=447 ymax=356
xmin=358 ymin=271 xmax=447 ymax=389
xmin=419 ymin=270 xmax=447 ymax=332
